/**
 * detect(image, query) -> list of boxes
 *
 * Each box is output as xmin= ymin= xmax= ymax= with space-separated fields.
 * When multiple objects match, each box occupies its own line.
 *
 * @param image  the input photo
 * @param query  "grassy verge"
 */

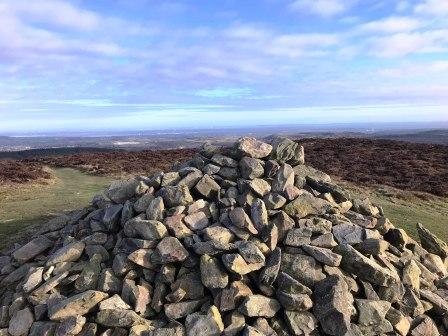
xmin=0 ymin=168 xmax=111 ymax=248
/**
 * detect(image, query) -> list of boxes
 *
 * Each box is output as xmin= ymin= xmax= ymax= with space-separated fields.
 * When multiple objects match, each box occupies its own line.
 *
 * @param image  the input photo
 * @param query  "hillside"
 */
xmin=3 ymin=137 xmax=446 ymax=197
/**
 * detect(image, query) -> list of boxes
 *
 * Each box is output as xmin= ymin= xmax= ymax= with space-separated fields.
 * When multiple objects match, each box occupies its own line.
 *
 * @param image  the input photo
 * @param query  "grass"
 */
xmin=0 ymin=168 xmax=111 ymax=248
xmin=0 ymin=167 xmax=446 ymax=249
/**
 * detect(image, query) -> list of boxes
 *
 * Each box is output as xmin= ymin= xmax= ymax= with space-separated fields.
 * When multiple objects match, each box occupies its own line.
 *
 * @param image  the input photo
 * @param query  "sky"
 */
xmin=0 ymin=0 xmax=448 ymax=134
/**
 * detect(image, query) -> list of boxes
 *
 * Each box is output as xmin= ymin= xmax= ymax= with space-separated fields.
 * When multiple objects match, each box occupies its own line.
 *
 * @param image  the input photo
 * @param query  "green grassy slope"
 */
xmin=0 ymin=168 xmax=111 ymax=248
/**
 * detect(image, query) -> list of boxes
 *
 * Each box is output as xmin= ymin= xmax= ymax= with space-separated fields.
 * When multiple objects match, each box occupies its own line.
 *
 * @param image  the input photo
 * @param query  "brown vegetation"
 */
xmin=2 ymin=138 xmax=447 ymax=197
xmin=23 ymin=148 xmax=197 ymax=177
xmin=0 ymin=160 xmax=51 ymax=183
xmin=300 ymin=138 xmax=448 ymax=197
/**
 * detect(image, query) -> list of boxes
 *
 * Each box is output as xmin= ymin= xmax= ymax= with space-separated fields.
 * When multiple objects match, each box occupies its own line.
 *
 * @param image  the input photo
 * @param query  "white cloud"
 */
xmin=0 ymin=0 xmax=100 ymax=31
xmin=378 ymin=61 xmax=448 ymax=77
xmin=368 ymin=30 xmax=448 ymax=57
xmin=415 ymin=0 xmax=448 ymax=16
xmin=356 ymin=16 xmax=422 ymax=33
xmin=194 ymin=87 xmax=253 ymax=98
xmin=290 ymin=0 xmax=354 ymax=17
xmin=267 ymin=33 xmax=339 ymax=57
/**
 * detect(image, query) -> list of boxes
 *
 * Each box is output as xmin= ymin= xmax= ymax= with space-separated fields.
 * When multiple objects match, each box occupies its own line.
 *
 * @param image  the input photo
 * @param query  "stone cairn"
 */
xmin=1 ymin=137 xmax=448 ymax=336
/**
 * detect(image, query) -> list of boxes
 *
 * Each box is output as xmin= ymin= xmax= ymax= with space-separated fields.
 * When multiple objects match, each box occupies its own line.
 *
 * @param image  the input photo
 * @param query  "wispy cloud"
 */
xmin=289 ymin=0 xmax=356 ymax=17
xmin=415 ymin=0 xmax=448 ymax=16
xmin=1 ymin=0 xmax=448 ymax=133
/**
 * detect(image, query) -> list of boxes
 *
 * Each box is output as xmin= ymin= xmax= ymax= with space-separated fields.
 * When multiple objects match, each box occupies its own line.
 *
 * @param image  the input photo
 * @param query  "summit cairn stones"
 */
xmin=0 ymin=136 xmax=447 ymax=335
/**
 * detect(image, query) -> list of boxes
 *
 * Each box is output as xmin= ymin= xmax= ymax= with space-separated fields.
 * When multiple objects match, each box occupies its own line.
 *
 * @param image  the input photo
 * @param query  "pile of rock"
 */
xmin=1 ymin=136 xmax=447 ymax=336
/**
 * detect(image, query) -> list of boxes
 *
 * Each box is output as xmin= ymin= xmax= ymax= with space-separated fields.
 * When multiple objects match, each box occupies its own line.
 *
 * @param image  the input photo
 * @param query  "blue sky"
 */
xmin=0 ymin=0 xmax=448 ymax=133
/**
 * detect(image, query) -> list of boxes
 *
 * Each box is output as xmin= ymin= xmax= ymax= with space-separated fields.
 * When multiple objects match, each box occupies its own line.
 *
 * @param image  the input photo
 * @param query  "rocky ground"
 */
xmin=0 ymin=137 xmax=447 ymax=335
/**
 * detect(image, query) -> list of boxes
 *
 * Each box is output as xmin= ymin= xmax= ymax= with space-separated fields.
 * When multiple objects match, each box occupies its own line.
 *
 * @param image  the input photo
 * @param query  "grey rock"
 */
xmin=200 ymin=141 xmax=220 ymax=159
xmin=306 ymin=177 xmax=351 ymax=203
xmin=195 ymin=175 xmax=221 ymax=200
xmin=164 ymin=215 xmax=193 ymax=239
xmin=99 ymin=295 xmax=131 ymax=311
xmin=251 ymin=199 xmax=268 ymax=232
xmin=8 ymin=307 xmax=34 ymax=336
xmin=264 ymin=193 xmax=287 ymax=210
xmin=236 ymin=137 xmax=273 ymax=159
xmin=22 ymin=267 xmax=44 ymax=293
xmin=385 ymin=307 xmax=410 ymax=336
xmin=248 ymin=178 xmax=271 ymax=197
xmin=146 ymin=197 xmax=164 ymax=221
xmin=211 ymin=154 xmax=238 ymax=167
xmin=185 ymin=306 xmax=224 ymax=336
xmin=133 ymin=193 xmax=155 ymax=213
xmin=313 ymin=275 xmax=354 ymax=336
xmin=293 ymin=165 xmax=331 ymax=187
xmin=239 ymin=295 xmax=280 ymax=318
xmin=298 ymin=217 xmax=332 ymax=235
xmin=271 ymin=211 xmax=295 ymax=240
xmin=355 ymin=238 xmax=389 ymax=255
xmin=124 ymin=218 xmax=168 ymax=240
xmin=153 ymin=237 xmax=189 ymax=264
xmin=242 ymin=326 xmax=265 ymax=336
xmin=283 ymin=311 xmax=316 ymax=336
xmin=48 ymin=290 xmax=108 ymax=321
xmin=270 ymin=137 xmax=304 ymax=165
xmin=103 ymin=204 xmax=123 ymax=232
xmin=12 ymin=236 xmax=53 ymax=263
xmin=229 ymin=208 xmax=258 ymax=234
xmin=356 ymin=299 xmax=393 ymax=334
xmin=222 ymin=254 xmax=263 ymax=275
xmin=98 ymin=268 xmax=122 ymax=293
xmin=332 ymin=224 xmax=365 ymax=245
xmin=284 ymin=228 xmax=312 ymax=247
xmin=310 ymin=233 xmax=337 ymax=248
xmin=281 ymin=253 xmax=325 ymax=288
xmin=28 ymin=322 xmax=57 ymax=336
xmin=46 ymin=241 xmax=85 ymax=266
xmin=284 ymin=192 xmax=332 ymax=218
xmin=161 ymin=172 xmax=181 ymax=187
xmin=178 ymin=170 xmax=203 ymax=189
xmin=302 ymin=245 xmax=342 ymax=267
xmin=276 ymin=292 xmax=312 ymax=311
xmin=272 ymin=164 xmax=294 ymax=194
xmin=417 ymin=223 xmax=448 ymax=258
xmin=259 ymin=247 xmax=282 ymax=287
xmin=335 ymin=244 xmax=398 ymax=286
xmin=105 ymin=179 xmax=143 ymax=204
xmin=223 ymin=311 xmax=245 ymax=336
xmin=239 ymin=157 xmax=265 ymax=180
xmin=96 ymin=309 xmax=148 ymax=328
xmin=55 ymin=316 xmax=86 ymax=336
xmin=184 ymin=212 xmax=209 ymax=230
xmin=200 ymin=255 xmax=229 ymax=289
xmin=164 ymin=300 xmax=203 ymax=320
xmin=159 ymin=185 xmax=194 ymax=208
xmin=127 ymin=249 xmax=154 ymax=269
xmin=236 ymin=241 xmax=265 ymax=264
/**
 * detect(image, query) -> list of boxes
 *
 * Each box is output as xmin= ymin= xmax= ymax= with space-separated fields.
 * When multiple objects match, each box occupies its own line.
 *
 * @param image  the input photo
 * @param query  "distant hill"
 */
xmin=375 ymin=129 xmax=448 ymax=145
xmin=0 ymin=147 xmax=118 ymax=159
